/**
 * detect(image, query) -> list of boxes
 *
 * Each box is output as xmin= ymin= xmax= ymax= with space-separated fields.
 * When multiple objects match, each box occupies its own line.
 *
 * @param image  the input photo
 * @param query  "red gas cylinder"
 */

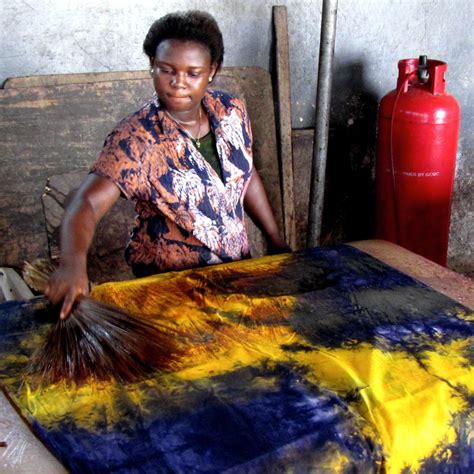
xmin=375 ymin=56 xmax=460 ymax=266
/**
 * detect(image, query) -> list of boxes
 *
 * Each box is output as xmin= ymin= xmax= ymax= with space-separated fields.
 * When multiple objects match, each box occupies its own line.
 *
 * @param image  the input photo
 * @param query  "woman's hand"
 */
xmin=44 ymin=258 xmax=89 ymax=319
xmin=266 ymin=235 xmax=292 ymax=255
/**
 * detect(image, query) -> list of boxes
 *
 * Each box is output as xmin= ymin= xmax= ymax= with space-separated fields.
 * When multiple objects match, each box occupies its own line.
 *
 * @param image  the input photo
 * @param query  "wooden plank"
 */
xmin=2 ymin=69 xmax=244 ymax=90
xmin=273 ymin=6 xmax=296 ymax=249
xmin=292 ymin=129 xmax=313 ymax=250
xmin=0 ymin=78 xmax=154 ymax=271
xmin=350 ymin=239 xmax=474 ymax=309
xmin=2 ymin=70 xmax=150 ymax=88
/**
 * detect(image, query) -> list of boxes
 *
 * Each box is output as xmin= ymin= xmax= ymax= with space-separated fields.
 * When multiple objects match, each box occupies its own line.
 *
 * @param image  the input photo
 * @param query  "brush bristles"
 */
xmin=27 ymin=297 xmax=180 ymax=386
xmin=23 ymin=259 xmax=57 ymax=294
xmin=22 ymin=259 xmax=181 ymax=385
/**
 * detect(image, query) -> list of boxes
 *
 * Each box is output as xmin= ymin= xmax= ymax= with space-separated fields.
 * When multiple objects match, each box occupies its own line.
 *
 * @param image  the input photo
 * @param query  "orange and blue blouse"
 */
xmin=92 ymin=90 xmax=253 ymax=275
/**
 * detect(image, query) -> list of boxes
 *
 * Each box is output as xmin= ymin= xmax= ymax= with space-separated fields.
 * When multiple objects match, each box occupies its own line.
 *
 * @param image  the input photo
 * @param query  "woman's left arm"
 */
xmin=244 ymin=166 xmax=291 ymax=254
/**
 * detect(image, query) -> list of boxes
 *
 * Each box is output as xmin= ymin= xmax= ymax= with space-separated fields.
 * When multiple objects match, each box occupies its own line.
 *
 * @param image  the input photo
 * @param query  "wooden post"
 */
xmin=273 ymin=5 xmax=297 ymax=249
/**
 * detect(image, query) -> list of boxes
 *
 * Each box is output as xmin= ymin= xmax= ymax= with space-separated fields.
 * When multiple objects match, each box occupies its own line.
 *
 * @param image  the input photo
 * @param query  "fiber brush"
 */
xmin=23 ymin=260 xmax=180 ymax=386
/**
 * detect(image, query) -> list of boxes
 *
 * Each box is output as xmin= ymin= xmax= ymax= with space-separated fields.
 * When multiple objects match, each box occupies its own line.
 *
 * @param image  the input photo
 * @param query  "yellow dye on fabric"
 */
xmin=176 ymin=328 xmax=295 ymax=381
xmin=457 ymin=309 xmax=474 ymax=322
xmin=18 ymin=331 xmax=470 ymax=472
xmin=91 ymin=255 xmax=299 ymax=379
xmin=90 ymin=253 xmax=291 ymax=322
xmin=422 ymin=338 xmax=474 ymax=392
xmin=91 ymin=260 xmax=473 ymax=473
xmin=14 ymin=380 xmax=122 ymax=430
xmin=12 ymin=252 xmax=471 ymax=473
xmin=13 ymin=377 xmax=189 ymax=432
xmin=1 ymin=353 xmax=29 ymax=368
xmin=14 ymin=320 xmax=295 ymax=431
xmin=19 ymin=333 xmax=45 ymax=350
xmin=291 ymin=343 xmax=468 ymax=473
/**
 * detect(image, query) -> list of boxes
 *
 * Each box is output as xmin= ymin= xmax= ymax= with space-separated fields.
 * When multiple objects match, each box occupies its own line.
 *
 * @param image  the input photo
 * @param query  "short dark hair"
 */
xmin=143 ymin=11 xmax=224 ymax=69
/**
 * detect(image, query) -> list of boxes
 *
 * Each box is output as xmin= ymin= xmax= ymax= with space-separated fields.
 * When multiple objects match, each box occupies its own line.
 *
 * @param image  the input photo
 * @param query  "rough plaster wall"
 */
xmin=1 ymin=0 xmax=472 ymax=272
xmin=0 ymin=0 xmax=274 ymax=84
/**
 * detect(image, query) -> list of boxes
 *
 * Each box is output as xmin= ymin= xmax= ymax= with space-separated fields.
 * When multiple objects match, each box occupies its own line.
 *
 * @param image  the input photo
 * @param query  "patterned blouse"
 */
xmin=92 ymin=90 xmax=254 ymax=275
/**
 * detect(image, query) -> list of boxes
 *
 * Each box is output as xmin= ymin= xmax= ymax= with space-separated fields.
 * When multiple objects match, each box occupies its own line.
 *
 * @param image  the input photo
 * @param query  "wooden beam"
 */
xmin=273 ymin=5 xmax=297 ymax=249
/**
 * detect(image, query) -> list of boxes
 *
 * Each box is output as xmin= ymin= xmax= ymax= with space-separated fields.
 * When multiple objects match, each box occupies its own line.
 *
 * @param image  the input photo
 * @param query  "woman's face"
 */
xmin=152 ymin=39 xmax=217 ymax=114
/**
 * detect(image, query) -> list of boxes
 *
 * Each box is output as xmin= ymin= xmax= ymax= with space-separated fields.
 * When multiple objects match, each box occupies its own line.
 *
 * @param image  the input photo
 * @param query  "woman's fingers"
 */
xmin=44 ymin=267 xmax=89 ymax=319
xmin=60 ymin=292 xmax=76 ymax=320
xmin=59 ymin=285 xmax=88 ymax=320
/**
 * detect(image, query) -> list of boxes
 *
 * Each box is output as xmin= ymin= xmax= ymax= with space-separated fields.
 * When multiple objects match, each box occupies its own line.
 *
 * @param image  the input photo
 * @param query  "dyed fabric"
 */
xmin=0 ymin=245 xmax=473 ymax=473
xmin=92 ymin=90 xmax=253 ymax=274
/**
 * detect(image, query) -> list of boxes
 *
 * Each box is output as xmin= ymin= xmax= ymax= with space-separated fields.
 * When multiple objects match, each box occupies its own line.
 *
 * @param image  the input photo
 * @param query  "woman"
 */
xmin=45 ymin=10 xmax=288 ymax=319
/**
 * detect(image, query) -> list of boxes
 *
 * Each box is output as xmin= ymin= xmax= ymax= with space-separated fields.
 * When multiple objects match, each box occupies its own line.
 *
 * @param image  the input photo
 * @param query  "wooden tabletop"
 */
xmin=350 ymin=240 xmax=473 ymax=309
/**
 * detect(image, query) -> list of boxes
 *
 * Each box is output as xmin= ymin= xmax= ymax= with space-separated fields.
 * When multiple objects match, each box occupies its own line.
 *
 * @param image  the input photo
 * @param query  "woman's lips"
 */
xmin=167 ymin=95 xmax=189 ymax=101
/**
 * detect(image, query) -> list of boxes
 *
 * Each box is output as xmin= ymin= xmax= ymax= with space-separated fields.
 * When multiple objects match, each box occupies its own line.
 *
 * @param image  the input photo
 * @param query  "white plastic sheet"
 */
xmin=0 ymin=391 xmax=65 ymax=473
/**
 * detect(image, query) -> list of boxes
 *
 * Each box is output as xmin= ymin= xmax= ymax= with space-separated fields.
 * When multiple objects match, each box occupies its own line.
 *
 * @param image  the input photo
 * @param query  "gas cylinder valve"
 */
xmin=417 ymin=55 xmax=429 ymax=83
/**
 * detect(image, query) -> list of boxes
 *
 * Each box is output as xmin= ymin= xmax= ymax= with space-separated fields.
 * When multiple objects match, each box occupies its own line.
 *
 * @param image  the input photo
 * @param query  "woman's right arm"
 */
xmin=44 ymin=173 xmax=121 ymax=319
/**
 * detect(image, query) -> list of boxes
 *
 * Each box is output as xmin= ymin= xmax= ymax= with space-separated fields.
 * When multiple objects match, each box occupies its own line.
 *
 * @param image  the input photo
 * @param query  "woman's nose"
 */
xmin=171 ymin=72 xmax=186 ymax=88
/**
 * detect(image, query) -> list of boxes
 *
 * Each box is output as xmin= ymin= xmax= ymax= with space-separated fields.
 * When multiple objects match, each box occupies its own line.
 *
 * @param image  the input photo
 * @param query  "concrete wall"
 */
xmin=1 ymin=0 xmax=472 ymax=273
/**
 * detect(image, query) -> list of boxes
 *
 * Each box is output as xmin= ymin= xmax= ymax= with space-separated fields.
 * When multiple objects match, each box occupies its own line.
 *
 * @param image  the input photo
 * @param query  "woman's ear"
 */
xmin=149 ymin=57 xmax=155 ymax=76
xmin=209 ymin=63 xmax=218 ymax=82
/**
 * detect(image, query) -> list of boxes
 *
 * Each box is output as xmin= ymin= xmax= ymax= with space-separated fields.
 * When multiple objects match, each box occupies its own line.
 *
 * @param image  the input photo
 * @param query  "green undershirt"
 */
xmin=192 ymin=132 xmax=223 ymax=182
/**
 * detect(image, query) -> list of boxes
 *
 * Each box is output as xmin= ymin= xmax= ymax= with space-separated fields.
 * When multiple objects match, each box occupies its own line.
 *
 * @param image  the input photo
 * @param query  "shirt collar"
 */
xmin=152 ymin=90 xmax=223 ymax=137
